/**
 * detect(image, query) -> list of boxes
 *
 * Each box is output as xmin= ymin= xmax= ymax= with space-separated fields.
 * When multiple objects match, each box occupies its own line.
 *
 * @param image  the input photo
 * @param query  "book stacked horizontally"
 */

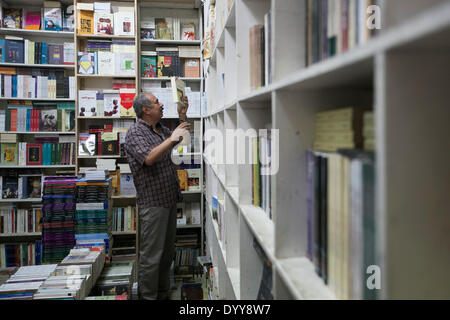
xmin=33 ymin=274 xmax=89 ymax=300
xmin=313 ymin=107 xmax=370 ymax=152
xmin=41 ymin=176 xmax=77 ymax=264
xmin=89 ymin=260 xmax=134 ymax=298
xmin=0 ymin=264 xmax=57 ymax=300
xmin=363 ymin=111 xmax=374 ymax=151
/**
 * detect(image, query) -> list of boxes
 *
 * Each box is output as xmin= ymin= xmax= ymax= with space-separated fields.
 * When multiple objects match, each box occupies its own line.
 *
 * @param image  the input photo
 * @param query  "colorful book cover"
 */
xmin=1 ymin=143 xmax=18 ymax=165
xmin=94 ymin=13 xmax=114 ymax=35
xmin=119 ymin=89 xmax=136 ymax=117
xmin=78 ymin=10 xmax=94 ymax=35
xmin=44 ymin=8 xmax=62 ymax=31
xmin=177 ymin=170 xmax=187 ymax=191
xmin=141 ymin=54 xmax=157 ymax=78
xmin=140 ymin=19 xmax=155 ymax=39
xmin=78 ymin=52 xmax=96 ymax=74
xmin=0 ymin=40 xmax=5 ymax=62
xmin=181 ymin=22 xmax=196 ymax=40
xmin=5 ymin=40 xmax=24 ymax=64
xmin=157 ymin=55 xmax=175 ymax=78
xmin=24 ymin=10 xmax=41 ymax=30
xmin=49 ymin=45 xmax=63 ymax=65
xmin=3 ymin=9 xmax=22 ymax=29
xmin=26 ymin=143 xmax=43 ymax=165
xmin=184 ymin=58 xmax=200 ymax=78
xmin=155 ymin=18 xmax=172 ymax=40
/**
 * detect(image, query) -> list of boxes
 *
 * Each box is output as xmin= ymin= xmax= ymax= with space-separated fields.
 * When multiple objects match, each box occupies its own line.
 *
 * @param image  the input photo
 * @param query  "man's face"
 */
xmin=144 ymin=93 xmax=164 ymax=120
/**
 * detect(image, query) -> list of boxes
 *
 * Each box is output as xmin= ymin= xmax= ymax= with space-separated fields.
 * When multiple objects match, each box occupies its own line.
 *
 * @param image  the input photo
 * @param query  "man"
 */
xmin=125 ymin=92 xmax=190 ymax=300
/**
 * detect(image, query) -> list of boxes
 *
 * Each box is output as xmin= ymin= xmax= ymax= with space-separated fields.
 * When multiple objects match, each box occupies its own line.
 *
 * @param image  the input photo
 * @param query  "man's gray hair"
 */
xmin=133 ymin=93 xmax=151 ymax=118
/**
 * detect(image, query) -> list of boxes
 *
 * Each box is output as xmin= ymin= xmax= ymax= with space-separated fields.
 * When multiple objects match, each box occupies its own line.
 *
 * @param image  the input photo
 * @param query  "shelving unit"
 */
xmin=203 ymin=0 xmax=450 ymax=300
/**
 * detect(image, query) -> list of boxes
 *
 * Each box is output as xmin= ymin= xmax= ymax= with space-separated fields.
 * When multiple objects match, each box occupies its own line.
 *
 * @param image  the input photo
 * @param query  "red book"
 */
xmin=26 ymin=143 xmax=43 ymax=165
xmin=341 ymin=0 xmax=349 ymax=52
xmin=10 ymin=109 xmax=18 ymax=131
xmin=97 ymin=133 xmax=102 ymax=156
xmin=31 ymin=109 xmax=37 ymax=131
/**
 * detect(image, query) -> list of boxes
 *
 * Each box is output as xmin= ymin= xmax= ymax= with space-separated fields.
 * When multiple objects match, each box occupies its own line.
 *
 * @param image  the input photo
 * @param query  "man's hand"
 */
xmin=177 ymin=95 xmax=189 ymax=121
xmin=170 ymin=121 xmax=191 ymax=144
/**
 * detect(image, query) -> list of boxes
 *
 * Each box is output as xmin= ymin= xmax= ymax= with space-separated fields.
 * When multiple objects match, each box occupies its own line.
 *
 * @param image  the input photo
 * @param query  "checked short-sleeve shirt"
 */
xmin=125 ymin=119 xmax=181 ymax=208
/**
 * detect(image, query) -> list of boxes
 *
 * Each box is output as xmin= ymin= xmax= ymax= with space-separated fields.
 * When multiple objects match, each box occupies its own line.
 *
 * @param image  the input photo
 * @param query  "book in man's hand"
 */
xmin=171 ymin=77 xmax=187 ymax=108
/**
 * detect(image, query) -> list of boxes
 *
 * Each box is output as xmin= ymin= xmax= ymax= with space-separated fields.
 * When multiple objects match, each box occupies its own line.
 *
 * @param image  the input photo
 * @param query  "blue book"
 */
xmin=26 ymin=109 xmax=31 ymax=131
xmin=0 ymin=40 xmax=5 ymax=63
xmin=36 ymin=241 xmax=42 ymax=265
xmin=12 ymin=75 xmax=17 ymax=97
xmin=5 ymin=39 xmax=24 ymax=63
xmin=41 ymin=42 xmax=48 ymax=64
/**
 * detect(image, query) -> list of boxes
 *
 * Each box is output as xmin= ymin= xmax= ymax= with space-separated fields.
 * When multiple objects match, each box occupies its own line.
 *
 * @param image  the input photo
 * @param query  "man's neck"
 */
xmin=142 ymin=116 xmax=159 ymax=129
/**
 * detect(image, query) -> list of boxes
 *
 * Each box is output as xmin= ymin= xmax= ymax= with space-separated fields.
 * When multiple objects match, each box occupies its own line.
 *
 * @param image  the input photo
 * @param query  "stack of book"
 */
xmin=0 ymin=264 xmax=57 ymax=300
xmin=313 ymin=107 xmax=370 ymax=152
xmin=2 ymin=2 xmax=73 ymax=32
xmin=110 ymin=234 xmax=135 ymax=262
xmin=0 ymin=267 xmax=18 ymax=286
xmin=306 ymin=150 xmax=376 ymax=300
xmin=78 ymin=85 xmax=136 ymax=117
xmin=89 ymin=260 xmax=134 ymax=298
xmin=77 ymin=2 xmax=135 ymax=37
xmin=140 ymin=17 xmax=196 ymax=40
xmin=77 ymin=39 xmax=136 ymax=76
xmin=174 ymin=247 xmax=200 ymax=275
xmin=141 ymin=46 xmax=200 ymax=78
xmin=41 ymin=176 xmax=77 ymax=264
xmin=75 ymin=174 xmax=112 ymax=237
xmin=0 ymin=101 xmax=75 ymax=133
xmin=305 ymin=0 xmax=380 ymax=66
xmin=33 ymin=274 xmax=90 ymax=300
xmin=0 ymin=67 xmax=75 ymax=99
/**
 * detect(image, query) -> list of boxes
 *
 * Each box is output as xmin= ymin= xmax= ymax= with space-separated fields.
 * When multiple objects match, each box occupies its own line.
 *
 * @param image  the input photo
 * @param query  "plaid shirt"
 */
xmin=125 ymin=119 xmax=181 ymax=208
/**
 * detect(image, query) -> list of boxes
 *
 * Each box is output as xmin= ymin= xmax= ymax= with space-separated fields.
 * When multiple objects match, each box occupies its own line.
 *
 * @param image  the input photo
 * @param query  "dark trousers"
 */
xmin=138 ymin=204 xmax=177 ymax=300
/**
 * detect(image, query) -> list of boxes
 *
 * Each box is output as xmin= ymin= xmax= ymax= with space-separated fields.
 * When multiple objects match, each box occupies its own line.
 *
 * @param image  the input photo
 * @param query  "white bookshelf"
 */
xmin=0 ymin=28 xmax=74 ymax=38
xmin=203 ymin=0 xmax=450 ymax=300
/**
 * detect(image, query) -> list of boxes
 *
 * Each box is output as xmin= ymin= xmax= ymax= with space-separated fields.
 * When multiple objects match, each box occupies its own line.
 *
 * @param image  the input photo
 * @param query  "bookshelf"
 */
xmin=203 ymin=0 xmax=450 ymax=300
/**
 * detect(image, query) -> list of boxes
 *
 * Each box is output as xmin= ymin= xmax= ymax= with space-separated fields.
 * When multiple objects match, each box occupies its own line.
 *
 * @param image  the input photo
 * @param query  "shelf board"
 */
xmin=111 ymin=231 xmax=136 ymax=236
xmin=0 ymin=28 xmax=74 ymax=38
xmin=206 ymin=199 xmax=227 ymax=263
xmin=0 ymin=198 xmax=41 ymax=203
xmin=141 ymin=77 xmax=201 ymax=81
xmin=172 ymin=152 xmax=202 ymax=157
xmin=181 ymin=190 xmax=202 ymax=194
xmin=0 ymin=63 xmax=74 ymax=69
xmin=76 ymin=34 xmax=136 ymax=39
xmin=0 ymin=98 xmax=74 ymax=101
xmin=2 ymin=131 xmax=75 ymax=135
xmin=226 ymin=186 xmax=239 ymax=206
xmin=112 ymin=195 xmax=136 ymax=199
xmin=177 ymin=224 xmax=202 ymax=229
xmin=77 ymin=116 xmax=136 ymax=120
xmin=0 ymin=232 xmax=42 ymax=237
xmin=275 ymin=257 xmax=336 ymax=300
xmin=141 ymin=39 xmax=201 ymax=45
xmin=77 ymin=155 xmax=124 ymax=159
xmin=0 ymin=165 xmax=75 ymax=169
xmin=228 ymin=267 xmax=240 ymax=300
xmin=239 ymin=204 xmax=275 ymax=262
xmin=77 ymin=74 xmax=136 ymax=79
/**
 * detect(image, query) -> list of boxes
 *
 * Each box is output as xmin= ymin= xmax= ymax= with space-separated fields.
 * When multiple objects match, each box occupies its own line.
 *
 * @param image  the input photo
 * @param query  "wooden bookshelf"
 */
xmin=0 ymin=28 xmax=74 ymax=38
xmin=0 ymin=62 xmax=74 ymax=69
xmin=203 ymin=0 xmax=450 ymax=300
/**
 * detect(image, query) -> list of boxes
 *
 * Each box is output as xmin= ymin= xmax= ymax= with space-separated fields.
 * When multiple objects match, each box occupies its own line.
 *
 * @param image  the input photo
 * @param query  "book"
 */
xmin=1 ymin=143 xmax=18 ymax=165
xmin=78 ymin=10 xmax=94 ymax=35
xmin=78 ymin=134 xmax=96 ymax=156
xmin=180 ymin=21 xmax=196 ymax=40
xmin=24 ymin=10 xmax=41 ymax=30
xmin=48 ymin=45 xmax=63 ymax=65
xmin=44 ymin=7 xmax=62 ymax=31
xmin=5 ymin=39 xmax=24 ymax=64
xmin=2 ymin=177 xmax=18 ymax=199
xmin=119 ymin=89 xmax=135 ymax=117
xmin=157 ymin=47 xmax=179 ymax=77
xmin=155 ymin=18 xmax=172 ymax=40
xmin=186 ymin=169 xmax=201 ymax=192
xmin=140 ymin=19 xmax=155 ymax=39
xmin=101 ymin=132 xmax=119 ymax=156
xmin=114 ymin=11 xmax=134 ymax=36
xmin=184 ymin=58 xmax=200 ymax=78
xmin=39 ymin=109 xmax=58 ymax=131
xmin=171 ymin=77 xmax=186 ymax=108
xmin=78 ymin=52 xmax=96 ymax=74
xmin=94 ymin=12 xmax=114 ymax=35
xmin=103 ymin=90 xmax=120 ymax=117
xmin=97 ymin=51 xmax=114 ymax=75
xmin=141 ymin=52 xmax=157 ymax=78
xmin=26 ymin=144 xmax=43 ymax=165
xmin=3 ymin=9 xmax=22 ymax=29
xmin=177 ymin=170 xmax=187 ymax=191
xmin=78 ymin=90 xmax=98 ymax=117
xmin=63 ymin=5 xmax=75 ymax=32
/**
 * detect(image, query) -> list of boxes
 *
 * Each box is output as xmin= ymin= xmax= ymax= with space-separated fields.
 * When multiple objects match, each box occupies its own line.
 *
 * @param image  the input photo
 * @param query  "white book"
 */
xmin=29 ymin=77 xmax=36 ymax=99
xmin=78 ymin=90 xmax=98 ymax=117
xmin=4 ymin=75 xmax=11 ymax=98
xmin=94 ymin=12 xmax=114 ymax=35
xmin=24 ymin=40 xmax=28 ymax=67
xmin=113 ymin=11 xmax=134 ymax=36
xmin=77 ymin=3 xmax=94 ymax=11
xmin=191 ymin=202 xmax=201 ymax=225
xmin=94 ymin=2 xmax=111 ymax=13
xmin=103 ymin=89 xmax=120 ymax=117
xmin=114 ymin=52 xmax=135 ymax=75
xmin=63 ymin=42 xmax=75 ymax=65
xmin=97 ymin=51 xmax=114 ymax=75
xmin=69 ymin=76 xmax=75 ymax=99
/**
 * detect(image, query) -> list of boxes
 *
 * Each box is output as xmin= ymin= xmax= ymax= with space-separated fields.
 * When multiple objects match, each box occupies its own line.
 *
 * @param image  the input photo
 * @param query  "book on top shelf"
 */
xmin=23 ymin=10 xmax=41 ymax=30
xmin=94 ymin=13 xmax=114 ymax=35
xmin=3 ymin=9 xmax=22 ymax=29
xmin=44 ymin=7 xmax=62 ymax=31
xmin=140 ymin=19 xmax=156 ymax=39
